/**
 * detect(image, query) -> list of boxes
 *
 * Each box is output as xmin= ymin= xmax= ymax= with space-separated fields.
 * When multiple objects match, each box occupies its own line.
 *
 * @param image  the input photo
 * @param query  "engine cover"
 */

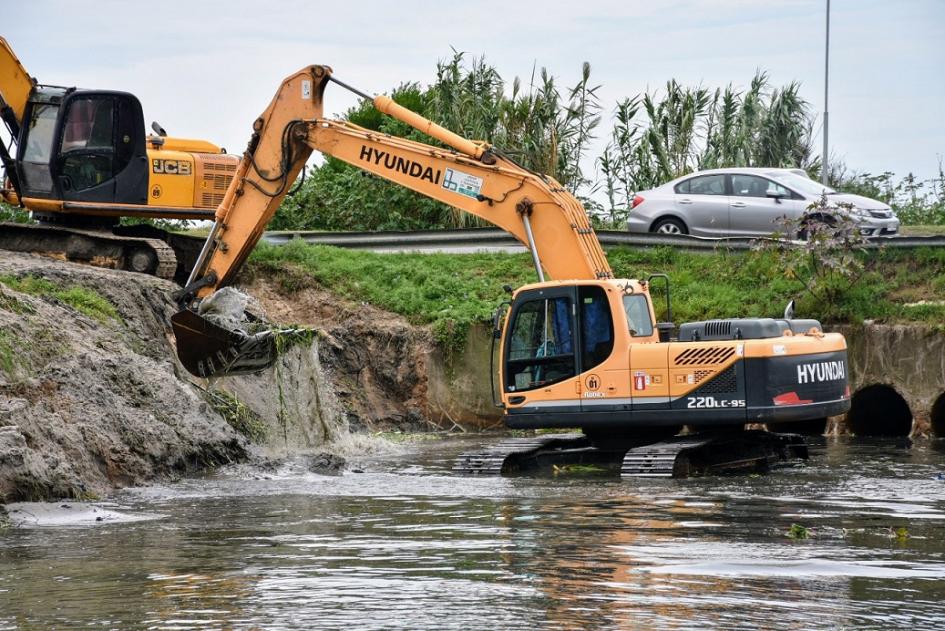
xmin=677 ymin=318 xmax=823 ymax=342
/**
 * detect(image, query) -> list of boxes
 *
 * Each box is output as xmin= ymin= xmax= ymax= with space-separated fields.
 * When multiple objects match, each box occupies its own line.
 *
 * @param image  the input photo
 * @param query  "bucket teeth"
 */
xmin=171 ymin=309 xmax=307 ymax=378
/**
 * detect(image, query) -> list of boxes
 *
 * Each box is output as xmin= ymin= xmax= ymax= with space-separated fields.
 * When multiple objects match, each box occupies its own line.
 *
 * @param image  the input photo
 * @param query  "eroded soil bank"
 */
xmin=0 ymin=253 xmax=430 ymax=503
xmin=0 ymin=252 xmax=246 ymax=502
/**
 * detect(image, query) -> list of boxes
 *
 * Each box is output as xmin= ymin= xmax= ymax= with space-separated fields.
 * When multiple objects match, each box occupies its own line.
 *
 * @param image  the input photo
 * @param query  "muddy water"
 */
xmin=2 ymin=437 xmax=945 ymax=629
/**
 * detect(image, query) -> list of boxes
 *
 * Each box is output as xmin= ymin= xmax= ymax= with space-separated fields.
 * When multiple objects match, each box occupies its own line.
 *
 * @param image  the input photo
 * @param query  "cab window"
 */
xmin=580 ymin=286 xmax=613 ymax=370
xmin=59 ymin=97 xmax=116 ymax=191
xmin=506 ymin=296 xmax=575 ymax=391
xmin=62 ymin=98 xmax=113 ymax=151
xmin=622 ymin=294 xmax=653 ymax=337
xmin=21 ymin=103 xmax=59 ymax=193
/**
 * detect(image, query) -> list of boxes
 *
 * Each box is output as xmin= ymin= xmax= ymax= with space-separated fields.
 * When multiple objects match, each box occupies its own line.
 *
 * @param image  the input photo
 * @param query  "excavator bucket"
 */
xmin=171 ymin=309 xmax=301 ymax=378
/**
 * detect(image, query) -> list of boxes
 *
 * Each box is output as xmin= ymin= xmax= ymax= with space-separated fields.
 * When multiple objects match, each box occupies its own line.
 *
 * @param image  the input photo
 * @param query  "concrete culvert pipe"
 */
xmin=846 ymin=384 xmax=913 ymax=437
xmin=931 ymin=393 xmax=945 ymax=438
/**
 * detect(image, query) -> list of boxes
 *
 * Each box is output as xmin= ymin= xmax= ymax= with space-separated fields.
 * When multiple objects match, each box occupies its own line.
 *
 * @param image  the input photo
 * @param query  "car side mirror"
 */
xmin=766 ymin=190 xmax=785 ymax=203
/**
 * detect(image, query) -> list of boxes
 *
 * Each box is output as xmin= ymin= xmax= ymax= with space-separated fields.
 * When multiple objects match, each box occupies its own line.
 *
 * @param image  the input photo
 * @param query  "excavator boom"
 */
xmin=174 ymin=64 xmax=613 ymax=377
xmin=0 ymin=36 xmax=33 ymax=135
xmin=185 ymin=65 xmax=611 ymax=300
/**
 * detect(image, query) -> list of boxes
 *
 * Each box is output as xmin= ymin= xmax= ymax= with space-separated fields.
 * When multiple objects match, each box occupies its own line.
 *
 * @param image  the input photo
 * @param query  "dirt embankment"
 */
xmin=0 ymin=252 xmax=246 ymax=502
xmin=0 ymin=252 xmax=448 ymax=503
xmin=242 ymin=275 xmax=438 ymax=433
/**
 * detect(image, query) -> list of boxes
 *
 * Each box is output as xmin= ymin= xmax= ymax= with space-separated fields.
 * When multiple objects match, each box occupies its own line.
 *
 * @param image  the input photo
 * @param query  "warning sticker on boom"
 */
xmin=442 ymin=168 xmax=483 ymax=199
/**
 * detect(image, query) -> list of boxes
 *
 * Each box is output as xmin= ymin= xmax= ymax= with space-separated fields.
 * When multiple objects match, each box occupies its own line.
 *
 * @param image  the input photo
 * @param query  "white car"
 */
xmin=627 ymin=167 xmax=900 ymax=238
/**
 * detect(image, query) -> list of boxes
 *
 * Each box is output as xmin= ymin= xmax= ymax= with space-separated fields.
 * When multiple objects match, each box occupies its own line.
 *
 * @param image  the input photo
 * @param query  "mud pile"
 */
xmin=0 ymin=252 xmax=246 ymax=502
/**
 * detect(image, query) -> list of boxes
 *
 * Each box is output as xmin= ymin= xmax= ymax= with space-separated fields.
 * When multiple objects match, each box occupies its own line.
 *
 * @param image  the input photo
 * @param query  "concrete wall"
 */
xmin=426 ymin=324 xmax=503 ymax=428
xmin=832 ymin=324 xmax=945 ymax=437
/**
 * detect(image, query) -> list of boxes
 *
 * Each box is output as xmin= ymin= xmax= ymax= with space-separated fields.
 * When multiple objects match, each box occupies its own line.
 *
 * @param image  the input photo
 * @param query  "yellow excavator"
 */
xmin=170 ymin=64 xmax=852 ymax=478
xmin=0 ymin=37 xmax=238 ymax=279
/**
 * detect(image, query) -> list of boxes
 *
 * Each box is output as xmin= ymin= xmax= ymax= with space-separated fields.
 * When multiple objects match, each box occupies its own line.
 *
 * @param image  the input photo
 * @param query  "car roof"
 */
xmin=649 ymin=167 xmax=807 ymax=188
xmin=681 ymin=167 xmax=806 ymax=177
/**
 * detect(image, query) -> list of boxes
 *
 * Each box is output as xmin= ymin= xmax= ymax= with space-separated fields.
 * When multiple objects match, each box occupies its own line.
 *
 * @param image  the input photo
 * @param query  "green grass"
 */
xmin=901 ymin=225 xmax=945 ymax=236
xmin=0 ymin=275 xmax=119 ymax=323
xmin=0 ymin=330 xmax=19 ymax=379
xmin=248 ymin=242 xmax=945 ymax=350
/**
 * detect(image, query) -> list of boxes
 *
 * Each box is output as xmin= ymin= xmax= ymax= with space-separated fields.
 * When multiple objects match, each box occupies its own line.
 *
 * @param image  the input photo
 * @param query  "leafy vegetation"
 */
xmin=0 ymin=201 xmax=30 ymax=224
xmin=757 ymin=193 xmax=871 ymax=321
xmin=268 ymin=52 xmax=941 ymax=231
xmin=0 ymin=330 xmax=19 ymax=379
xmin=827 ymin=159 xmax=945 ymax=225
xmin=0 ymin=275 xmax=119 ymax=322
xmin=249 ymin=240 xmax=945 ymax=353
xmin=271 ymin=54 xmax=883 ymax=232
xmin=272 ymin=52 xmax=604 ymax=232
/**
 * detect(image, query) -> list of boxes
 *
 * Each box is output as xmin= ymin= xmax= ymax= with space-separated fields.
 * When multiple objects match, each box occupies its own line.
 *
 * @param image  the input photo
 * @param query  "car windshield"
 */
xmin=766 ymin=171 xmax=835 ymax=196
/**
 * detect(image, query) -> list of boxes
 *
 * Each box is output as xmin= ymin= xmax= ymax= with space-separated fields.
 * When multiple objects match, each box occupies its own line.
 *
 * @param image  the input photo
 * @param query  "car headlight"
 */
xmin=846 ymin=206 xmax=869 ymax=218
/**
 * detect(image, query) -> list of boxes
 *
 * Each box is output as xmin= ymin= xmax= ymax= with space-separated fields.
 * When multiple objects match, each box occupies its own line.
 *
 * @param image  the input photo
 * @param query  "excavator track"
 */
xmin=456 ymin=430 xmax=809 ymax=479
xmin=0 ymin=222 xmax=177 ymax=279
xmin=453 ymin=433 xmax=590 ymax=476
xmin=621 ymin=431 xmax=808 ymax=478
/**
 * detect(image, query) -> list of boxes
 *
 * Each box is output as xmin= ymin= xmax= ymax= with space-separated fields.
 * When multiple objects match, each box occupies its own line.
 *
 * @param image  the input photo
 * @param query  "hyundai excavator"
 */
xmin=0 ymin=37 xmax=239 ymax=280
xmin=167 ymin=64 xmax=852 ymax=478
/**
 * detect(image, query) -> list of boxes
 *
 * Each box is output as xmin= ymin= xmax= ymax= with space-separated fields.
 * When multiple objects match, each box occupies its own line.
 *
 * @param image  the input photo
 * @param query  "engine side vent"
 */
xmin=697 ymin=365 xmax=738 ymax=394
xmin=704 ymin=320 xmax=731 ymax=338
xmin=693 ymin=369 xmax=714 ymax=384
xmin=673 ymin=346 xmax=736 ymax=366
xmin=201 ymin=192 xmax=226 ymax=207
xmin=193 ymin=153 xmax=240 ymax=209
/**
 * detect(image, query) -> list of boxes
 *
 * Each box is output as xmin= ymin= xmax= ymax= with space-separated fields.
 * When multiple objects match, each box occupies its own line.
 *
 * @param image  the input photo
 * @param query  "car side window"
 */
xmin=678 ymin=174 xmax=725 ymax=195
xmin=732 ymin=174 xmax=791 ymax=199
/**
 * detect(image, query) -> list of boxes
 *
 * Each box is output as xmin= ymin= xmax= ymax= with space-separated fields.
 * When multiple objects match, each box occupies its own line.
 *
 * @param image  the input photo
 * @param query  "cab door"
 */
xmin=54 ymin=92 xmax=148 ymax=205
xmin=503 ymin=286 xmax=580 ymax=414
xmin=16 ymin=94 xmax=62 ymax=200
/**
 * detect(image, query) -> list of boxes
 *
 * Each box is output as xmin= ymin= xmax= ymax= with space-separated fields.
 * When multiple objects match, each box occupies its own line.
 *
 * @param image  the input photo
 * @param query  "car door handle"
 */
xmin=731 ymin=201 xmax=747 ymax=208
xmin=678 ymin=198 xmax=693 ymax=205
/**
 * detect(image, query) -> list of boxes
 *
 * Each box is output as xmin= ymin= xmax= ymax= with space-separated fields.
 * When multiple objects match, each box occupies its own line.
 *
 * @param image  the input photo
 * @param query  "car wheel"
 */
xmin=797 ymin=214 xmax=835 ymax=240
xmin=652 ymin=218 xmax=688 ymax=235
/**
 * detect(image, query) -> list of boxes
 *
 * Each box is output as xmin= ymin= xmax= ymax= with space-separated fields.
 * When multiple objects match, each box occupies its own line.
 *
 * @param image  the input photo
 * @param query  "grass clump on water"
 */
xmin=0 ymin=275 xmax=119 ymax=323
xmin=787 ymin=523 xmax=811 ymax=539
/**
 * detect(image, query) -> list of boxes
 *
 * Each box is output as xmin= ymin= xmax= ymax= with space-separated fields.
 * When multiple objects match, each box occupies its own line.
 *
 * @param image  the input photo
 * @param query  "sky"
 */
xmin=5 ymin=0 xmax=944 ymax=192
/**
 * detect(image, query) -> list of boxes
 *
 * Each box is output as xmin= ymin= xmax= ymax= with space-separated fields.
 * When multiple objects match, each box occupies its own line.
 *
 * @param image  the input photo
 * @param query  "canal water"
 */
xmin=2 ymin=436 xmax=944 ymax=629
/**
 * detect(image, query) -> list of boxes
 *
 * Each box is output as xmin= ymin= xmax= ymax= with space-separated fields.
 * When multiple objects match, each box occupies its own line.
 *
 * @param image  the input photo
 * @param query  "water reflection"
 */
xmin=1 ymin=437 xmax=944 ymax=629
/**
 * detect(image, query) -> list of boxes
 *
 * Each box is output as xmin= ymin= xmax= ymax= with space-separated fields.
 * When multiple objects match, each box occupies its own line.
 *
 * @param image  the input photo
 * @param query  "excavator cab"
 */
xmin=15 ymin=87 xmax=148 ymax=207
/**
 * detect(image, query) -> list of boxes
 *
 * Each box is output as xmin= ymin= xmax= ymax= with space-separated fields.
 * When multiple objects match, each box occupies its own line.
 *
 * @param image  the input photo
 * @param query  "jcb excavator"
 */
xmin=0 ymin=37 xmax=239 ymax=280
xmin=152 ymin=64 xmax=848 ymax=478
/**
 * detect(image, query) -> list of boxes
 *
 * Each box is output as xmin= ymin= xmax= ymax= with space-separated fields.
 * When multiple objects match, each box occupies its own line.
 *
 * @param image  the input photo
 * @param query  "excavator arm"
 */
xmin=0 ymin=37 xmax=34 ymax=200
xmin=184 ymin=65 xmax=612 ymax=297
xmin=174 ymin=64 xmax=612 ymax=377
xmin=0 ymin=36 xmax=33 ymax=137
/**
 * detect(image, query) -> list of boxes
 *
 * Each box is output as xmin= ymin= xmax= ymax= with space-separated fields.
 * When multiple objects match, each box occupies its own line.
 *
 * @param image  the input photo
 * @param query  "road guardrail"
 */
xmin=261 ymin=228 xmax=945 ymax=252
